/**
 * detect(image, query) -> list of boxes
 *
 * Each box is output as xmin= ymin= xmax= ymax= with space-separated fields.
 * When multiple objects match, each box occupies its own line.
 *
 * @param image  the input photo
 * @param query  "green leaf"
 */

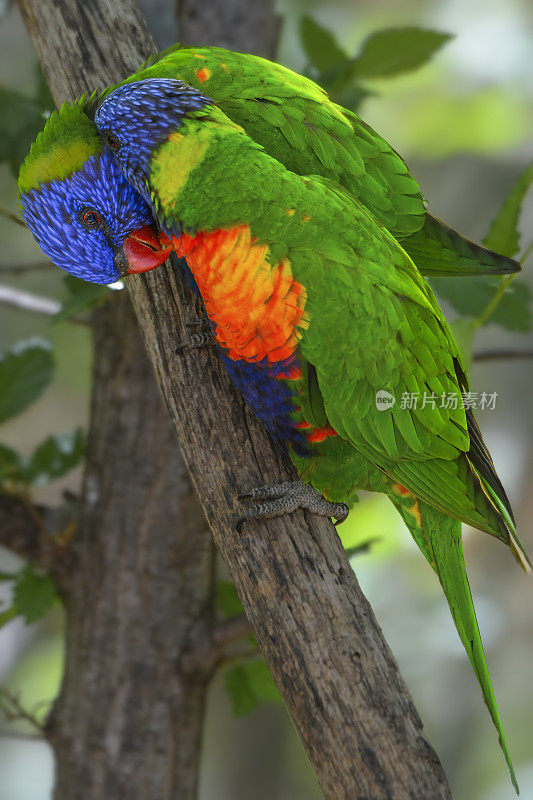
xmin=53 ymin=276 xmax=112 ymax=322
xmin=24 ymin=429 xmax=85 ymax=485
xmin=0 ymin=444 xmax=24 ymax=484
xmin=0 ymin=67 xmax=52 ymax=177
xmin=331 ymin=85 xmax=376 ymax=112
xmin=0 ymin=87 xmax=46 ymax=175
xmin=432 ymin=276 xmax=532 ymax=332
xmin=483 ymin=162 xmax=533 ymax=257
xmin=0 ymin=606 xmax=18 ymax=629
xmin=344 ymin=537 xmax=381 ymax=559
xmin=216 ymin=579 xmax=244 ymax=618
xmin=225 ymin=659 xmax=280 ymax=716
xmin=0 ymin=339 xmax=54 ymax=424
xmin=34 ymin=65 xmax=54 ymax=112
xmin=351 ymin=27 xmax=453 ymax=79
xmin=13 ymin=566 xmax=58 ymax=624
xmin=300 ymin=16 xmax=347 ymax=73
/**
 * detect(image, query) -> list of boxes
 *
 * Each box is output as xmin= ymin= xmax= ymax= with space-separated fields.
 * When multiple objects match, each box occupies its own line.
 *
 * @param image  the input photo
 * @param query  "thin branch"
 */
xmin=473 ymin=349 xmax=533 ymax=363
xmin=0 ymin=689 xmax=47 ymax=734
xmin=180 ymin=613 xmax=253 ymax=677
xmin=0 ymin=262 xmax=52 ymax=274
xmin=212 ymin=613 xmax=252 ymax=648
xmin=216 ymin=646 xmax=261 ymax=672
xmin=473 ymin=274 xmax=516 ymax=330
xmin=519 ymin=240 xmax=533 ymax=265
xmin=0 ymin=731 xmax=44 ymax=742
xmin=0 ymin=204 xmax=26 ymax=228
xmin=0 ymin=493 xmax=74 ymax=588
xmin=0 ymin=284 xmax=60 ymax=316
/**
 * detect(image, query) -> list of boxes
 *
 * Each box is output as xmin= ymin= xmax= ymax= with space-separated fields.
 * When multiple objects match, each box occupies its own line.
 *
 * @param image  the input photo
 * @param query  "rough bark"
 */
xmin=16 ymin=3 xmax=213 ymax=799
xmin=177 ymin=0 xmax=280 ymax=58
xmin=48 ymin=297 xmax=213 ymax=800
xmin=18 ymin=0 xmax=453 ymax=797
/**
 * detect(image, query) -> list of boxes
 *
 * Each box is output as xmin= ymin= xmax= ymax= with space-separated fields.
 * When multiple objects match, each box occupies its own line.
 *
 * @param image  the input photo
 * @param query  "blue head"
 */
xmin=91 ymin=79 xmax=212 ymax=200
xmin=19 ymin=100 xmax=171 ymax=285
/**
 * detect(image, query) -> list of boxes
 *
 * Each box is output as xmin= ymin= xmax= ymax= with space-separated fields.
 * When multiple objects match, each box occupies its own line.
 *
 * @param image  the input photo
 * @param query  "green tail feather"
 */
xmin=482 ymin=480 xmax=531 ymax=572
xmin=391 ymin=497 xmax=519 ymax=793
xmin=401 ymin=214 xmax=521 ymax=277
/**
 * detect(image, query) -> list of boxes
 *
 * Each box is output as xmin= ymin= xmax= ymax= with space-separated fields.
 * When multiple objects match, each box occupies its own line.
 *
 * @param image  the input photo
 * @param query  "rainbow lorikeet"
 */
xmin=93 ymin=44 xmax=521 ymax=279
xmin=18 ymin=50 xmax=529 ymax=791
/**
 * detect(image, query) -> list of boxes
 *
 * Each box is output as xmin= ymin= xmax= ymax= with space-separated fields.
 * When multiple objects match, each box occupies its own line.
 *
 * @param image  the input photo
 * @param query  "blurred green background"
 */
xmin=0 ymin=0 xmax=532 ymax=798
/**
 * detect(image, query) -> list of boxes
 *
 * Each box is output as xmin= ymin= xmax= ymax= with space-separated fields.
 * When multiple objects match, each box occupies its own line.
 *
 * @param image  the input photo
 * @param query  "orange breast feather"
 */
xmin=169 ymin=225 xmax=307 ymax=364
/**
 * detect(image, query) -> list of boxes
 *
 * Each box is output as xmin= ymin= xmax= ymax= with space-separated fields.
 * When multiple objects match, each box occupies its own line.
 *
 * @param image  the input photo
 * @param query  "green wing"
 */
xmin=291 ymin=177 xmax=524 ymax=556
xmin=402 ymin=214 xmax=519 ymax=276
xmin=118 ymin=44 xmax=519 ymax=276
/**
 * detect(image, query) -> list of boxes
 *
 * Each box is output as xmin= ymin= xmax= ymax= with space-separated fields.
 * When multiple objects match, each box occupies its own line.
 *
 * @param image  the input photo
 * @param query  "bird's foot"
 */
xmin=237 ymin=480 xmax=349 ymax=531
xmin=175 ymin=320 xmax=215 ymax=351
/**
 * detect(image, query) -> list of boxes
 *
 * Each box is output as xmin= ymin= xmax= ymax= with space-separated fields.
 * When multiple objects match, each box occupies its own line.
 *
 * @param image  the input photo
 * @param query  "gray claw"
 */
xmin=175 ymin=331 xmax=215 ymax=352
xmin=237 ymin=480 xmax=349 ymax=530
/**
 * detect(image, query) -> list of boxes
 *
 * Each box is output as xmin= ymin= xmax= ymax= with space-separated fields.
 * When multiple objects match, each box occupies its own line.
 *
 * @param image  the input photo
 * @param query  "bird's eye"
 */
xmin=105 ymin=131 xmax=120 ymax=151
xmin=81 ymin=210 xmax=101 ymax=228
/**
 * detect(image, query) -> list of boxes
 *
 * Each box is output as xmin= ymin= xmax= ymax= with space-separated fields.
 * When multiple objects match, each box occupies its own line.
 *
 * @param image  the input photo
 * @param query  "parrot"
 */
xmin=18 ymin=53 xmax=530 ymax=792
xmin=87 ymin=43 xmax=521 ymax=280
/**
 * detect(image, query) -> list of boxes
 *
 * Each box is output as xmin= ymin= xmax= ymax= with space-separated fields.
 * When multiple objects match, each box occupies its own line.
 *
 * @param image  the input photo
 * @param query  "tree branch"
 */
xmin=0 ymin=204 xmax=26 ymax=228
xmin=0 ymin=284 xmax=61 ymax=315
xmin=0 ymin=493 xmax=74 ymax=588
xmin=16 ymin=4 xmax=214 ymax=800
xmin=0 ymin=262 xmax=52 ymax=274
xmin=212 ymin=613 xmax=252 ymax=649
xmin=0 ymin=689 xmax=48 ymax=734
xmin=473 ymin=349 xmax=533 ymax=363
xmin=19 ymin=1 xmax=452 ymax=797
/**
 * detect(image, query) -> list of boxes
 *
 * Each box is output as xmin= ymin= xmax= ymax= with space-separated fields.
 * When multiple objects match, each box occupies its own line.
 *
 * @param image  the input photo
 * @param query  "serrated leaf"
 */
xmin=13 ymin=566 xmax=58 ymax=624
xmin=483 ymin=162 xmax=533 ymax=257
xmin=225 ymin=659 xmax=280 ymax=716
xmin=0 ymin=87 xmax=45 ymax=175
xmin=53 ymin=275 xmax=111 ymax=322
xmin=0 ymin=339 xmax=54 ymax=424
xmin=24 ymin=428 xmax=85 ymax=485
xmin=351 ymin=27 xmax=453 ymax=79
xmin=0 ymin=66 xmax=52 ymax=177
xmin=216 ymin=579 xmax=244 ymax=618
xmin=300 ymin=15 xmax=347 ymax=73
xmin=432 ymin=276 xmax=532 ymax=332
xmin=0 ymin=444 xmax=24 ymax=483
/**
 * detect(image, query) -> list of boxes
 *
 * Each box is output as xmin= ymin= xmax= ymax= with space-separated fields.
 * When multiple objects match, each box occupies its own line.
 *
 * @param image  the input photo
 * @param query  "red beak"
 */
xmin=122 ymin=226 xmax=172 ymax=274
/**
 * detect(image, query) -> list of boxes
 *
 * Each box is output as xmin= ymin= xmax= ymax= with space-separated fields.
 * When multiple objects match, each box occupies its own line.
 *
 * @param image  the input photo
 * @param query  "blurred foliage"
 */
xmin=217 ymin=580 xmax=281 ymax=714
xmin=431 ymin=160 xmax=533 ymax=350
xmin=0 ymin=566 xmax=58 ymax=629
xmin=300 ymin=16 xmax=452 ymax=111
xmin=0 ymin=337 xmax=84 ymax=637
xmin=0 ymin=338 xmax=53 ymax=424
xmin=53 ymin=275 xmax=112 ymax=322
xmin=0 ymin=66 xmax=52 ymax=176
xmin=225 ymin=660 xmax=281 ymax=716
